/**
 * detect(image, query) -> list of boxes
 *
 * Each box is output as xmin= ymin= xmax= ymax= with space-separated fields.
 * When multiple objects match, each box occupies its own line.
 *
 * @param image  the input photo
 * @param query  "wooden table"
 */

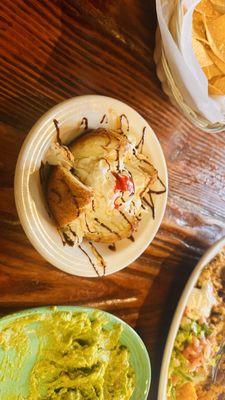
xmin=1 ymin=1 xmax=225 ymax=398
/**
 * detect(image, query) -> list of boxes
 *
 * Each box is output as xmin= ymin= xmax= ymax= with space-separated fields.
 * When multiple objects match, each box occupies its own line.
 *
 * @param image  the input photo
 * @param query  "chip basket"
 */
xmin=154 ymin=27 xmax=225 ymax=133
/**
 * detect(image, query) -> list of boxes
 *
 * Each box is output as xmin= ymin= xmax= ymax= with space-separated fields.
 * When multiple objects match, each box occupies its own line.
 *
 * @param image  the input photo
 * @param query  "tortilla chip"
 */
xmin=209 ymin=76 xmax=225 ymax=94
xmin=210 ymin=0 xmax=225 ymax=14
xmin=192 ymin=38 xmax=213 ymax=67
xmin=207 ymin=48 xmax=225 ymax=74
xmin=202 ymin=63 xmax=222 ymax=79
xmin=205 ymin=14 xmax=225 ymax=62
xmin=196 ymin=0 xmax=222 ymax=19
xmin=192 ymin=10 xmax=208 ymax=43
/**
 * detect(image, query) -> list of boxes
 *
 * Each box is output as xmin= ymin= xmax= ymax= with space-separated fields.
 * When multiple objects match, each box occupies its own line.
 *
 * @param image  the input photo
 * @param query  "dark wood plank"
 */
xmin=1 ymin=1 xmax=225 ymax=398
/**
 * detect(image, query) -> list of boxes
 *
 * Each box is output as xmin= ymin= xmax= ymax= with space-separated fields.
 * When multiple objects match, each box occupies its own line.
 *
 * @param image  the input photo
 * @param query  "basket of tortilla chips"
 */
xmin=155 ymin=0 xmax=225 ymax=132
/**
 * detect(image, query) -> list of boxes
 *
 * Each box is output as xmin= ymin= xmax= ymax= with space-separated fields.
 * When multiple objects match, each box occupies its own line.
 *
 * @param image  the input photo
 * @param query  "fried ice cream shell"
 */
xmin=46 ymin=165 xmax=93 ymax=227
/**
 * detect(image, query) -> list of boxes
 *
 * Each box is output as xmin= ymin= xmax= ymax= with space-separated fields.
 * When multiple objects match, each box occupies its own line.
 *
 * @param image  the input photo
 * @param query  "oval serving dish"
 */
xmin=158 ymin=235 xmax=225 ymax=400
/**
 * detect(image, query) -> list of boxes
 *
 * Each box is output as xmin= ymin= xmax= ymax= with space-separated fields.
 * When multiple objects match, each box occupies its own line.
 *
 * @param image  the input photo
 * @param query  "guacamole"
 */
xmin=0 ymin=310 xmax=135 ymax=399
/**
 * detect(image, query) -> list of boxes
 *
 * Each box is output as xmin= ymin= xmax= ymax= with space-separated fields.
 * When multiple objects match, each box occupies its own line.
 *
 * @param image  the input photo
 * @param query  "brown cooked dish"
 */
xmin=167 ymin=247 xmax=225 ymax=400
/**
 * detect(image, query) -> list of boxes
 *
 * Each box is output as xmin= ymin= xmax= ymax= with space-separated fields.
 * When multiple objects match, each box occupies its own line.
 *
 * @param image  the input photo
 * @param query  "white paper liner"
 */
xmin=156 ymin=0 xmax=225 ymax=124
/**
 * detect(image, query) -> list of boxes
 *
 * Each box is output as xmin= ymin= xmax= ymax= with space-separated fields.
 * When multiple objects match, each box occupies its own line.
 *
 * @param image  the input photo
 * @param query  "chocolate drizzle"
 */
xmin=116 ymin=148 xmax=120 ymax=171
xmin=136 ymin=214 xmax=142 ymax=222
xmin=108 ymin=243 xmax=116 ymax=251
xmin=128 ymin=235 xmax=135 ymax=242
xmin=53 ymin=119 xmax=62 ymax=145
xmin=94 ymin=218 xmax=121 ymax=239
xmin=63 ymin=145 xmax=73 ymax=162
xmin=58 ymin=228 xmax=66 ymax=246
xmin=135 ymin=127 xmax=146 ymax=153
xmin=149 ymin=176 xmax=167 ymax=195
xmin=92 ymin=200 xmax=95 ymax=212
xmin=85 ymin=214 xmax=95 ymax=233
xmin=119 ymin=211 xmax=133 ymax=229
xmin=133 ymin=150 xmax=154 ymax=170
xmin=101 ymin=130 xmax=113 ymax=148
xmin=120 ymin=114 xmax=130 ymax=132
xmin=62 ymin=229 xmax=76 ymax=247
xmin=89 ymin=241 xmax=106 ymax=276
xmin=143 ymin=193 xmax=155 ymax=220
xmin=138 ymin=157 xmax=154 ymax=168
xmin=140 ymin=176 xmax=166 ymax=219
xmin=81 ymin=117 xmax=88 ymax=130
xmin=140 ymin=178 xmax=152 ymax=198
xmin=78 ymin=245 xmax=100 ymax=277
xmin=99 ymin=157 xmax=111 ymax=171
xmin=100 ymin=114 xmax=108 ymax=124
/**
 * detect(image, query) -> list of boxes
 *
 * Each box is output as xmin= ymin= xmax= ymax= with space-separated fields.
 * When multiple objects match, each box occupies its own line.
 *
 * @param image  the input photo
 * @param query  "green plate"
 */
xmin=0 ymin=306 xmax=151 ymax=400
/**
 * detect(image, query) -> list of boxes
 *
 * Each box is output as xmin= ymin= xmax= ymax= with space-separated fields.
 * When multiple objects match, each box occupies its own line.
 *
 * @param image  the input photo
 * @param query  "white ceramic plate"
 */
xmin=158 ymin=236 xmax=225 ymax=400
xmin=15 ymin=95 xmax=168 ymax=277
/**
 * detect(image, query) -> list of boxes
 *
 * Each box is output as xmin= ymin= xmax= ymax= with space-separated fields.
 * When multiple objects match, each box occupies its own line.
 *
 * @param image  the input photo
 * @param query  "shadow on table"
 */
xmin=1 ymin=0 xmax=162 ymax=132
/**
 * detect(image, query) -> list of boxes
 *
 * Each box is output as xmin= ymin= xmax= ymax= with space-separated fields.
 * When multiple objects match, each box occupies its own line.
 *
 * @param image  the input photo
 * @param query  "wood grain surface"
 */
xmin=1 ymin=1 xmax=225 ymax=398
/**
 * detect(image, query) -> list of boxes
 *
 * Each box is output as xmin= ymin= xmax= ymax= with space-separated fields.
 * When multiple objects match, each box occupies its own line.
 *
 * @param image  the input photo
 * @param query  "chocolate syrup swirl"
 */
xmin=135 ymin=127 xmax=146 ymax=153
xmin=100 ymin=114 xmax=108 ymax=124
xmin=53 ymin=119 xmax=62 ymax=145
xmin=108 ymin=243 xmax=116 ymax=251
xmin=94 ymin=218 xmax=121 ymax=239
xmin=92 ymin=200 xmax=95 ymax=212
xmin=81 ymin=117 xmax=88 ymax=130
xmin=78 ymin=245 xmax=100 ymax=277
xmin=89 ymin=241 xmax=106 ymax=276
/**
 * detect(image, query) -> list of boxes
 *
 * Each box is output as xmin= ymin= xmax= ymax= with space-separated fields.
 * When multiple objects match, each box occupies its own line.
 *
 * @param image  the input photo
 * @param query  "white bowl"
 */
xmin=15 ymin=95 xmax=168 ymax=277
xmin=158 ymin=235 xmax=225 ymax=400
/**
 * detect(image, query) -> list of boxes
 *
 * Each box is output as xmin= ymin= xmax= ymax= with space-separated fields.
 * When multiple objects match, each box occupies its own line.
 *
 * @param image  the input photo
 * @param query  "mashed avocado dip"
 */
xmin=0 ymin=309 xmax=135 ymax=399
